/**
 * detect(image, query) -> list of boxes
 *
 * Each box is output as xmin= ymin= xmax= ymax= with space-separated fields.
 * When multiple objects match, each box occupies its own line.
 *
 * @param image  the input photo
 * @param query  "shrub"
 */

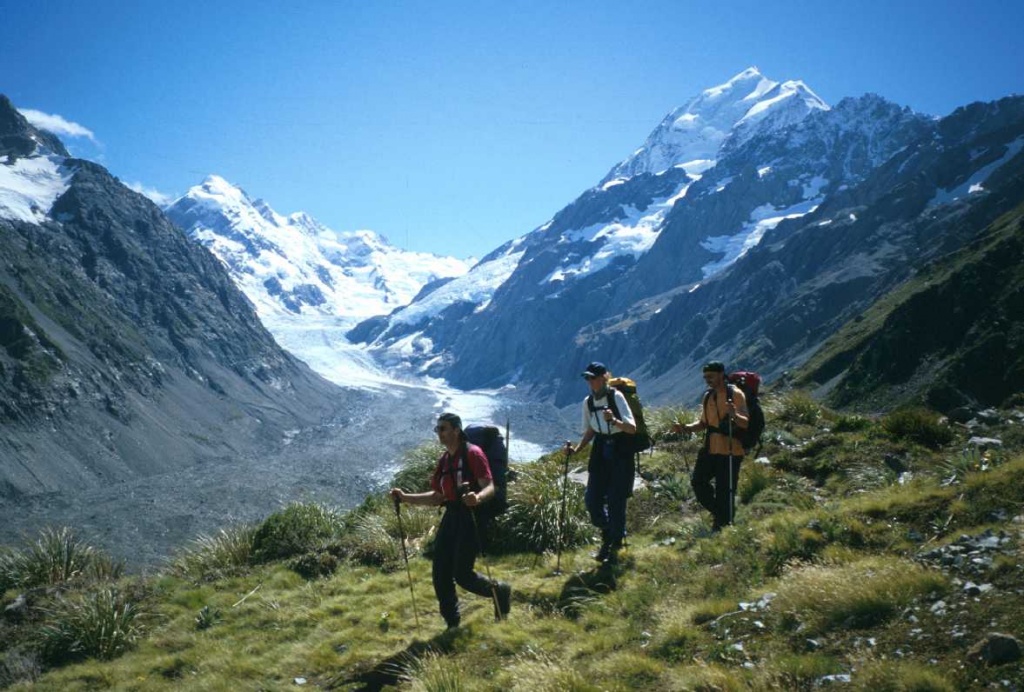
xmin=831 ymin=413 xmax=874 ymax=433
xmin=882 ymin=408 xmax=954 ymax=449
xmin=391 ymin=442 xmax=441 ymax=493
xmin=738 ymin=462 xmax=772 ymax=504
xmin=339 ymin=512 xmax=400 ymax=569
xmin=777 ymin=391 xmax=822 ymax=425
xmin=252 ymin=503 xmax=344 ymax=562
xmin=492 ymin=454 xmax=591 ymax=553
xmin=37 ymin=588 xmax=141 ymax=664
xmin=0 ymin=527 xmax=115 ymax=589
xmin=170 ymin=525 xmax=257 ymax=580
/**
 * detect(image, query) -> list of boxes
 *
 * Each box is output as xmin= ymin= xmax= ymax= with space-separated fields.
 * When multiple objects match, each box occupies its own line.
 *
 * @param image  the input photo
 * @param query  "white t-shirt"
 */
xmin=581 ymin=388 xmax=636 ymax=436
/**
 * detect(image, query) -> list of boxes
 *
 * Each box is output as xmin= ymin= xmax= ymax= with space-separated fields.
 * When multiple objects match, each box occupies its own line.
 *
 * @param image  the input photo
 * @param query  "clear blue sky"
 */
xmin=3 ymin=0 xmax=1022 ymax=258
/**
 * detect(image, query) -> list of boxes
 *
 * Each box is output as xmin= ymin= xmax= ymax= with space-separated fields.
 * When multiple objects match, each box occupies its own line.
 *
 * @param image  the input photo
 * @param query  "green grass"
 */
xmin=2 ymin=396 xmax=1023 ymax=690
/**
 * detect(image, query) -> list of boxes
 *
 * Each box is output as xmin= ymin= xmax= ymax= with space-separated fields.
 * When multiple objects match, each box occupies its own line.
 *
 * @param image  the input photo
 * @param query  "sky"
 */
xmin=3 ymin=0 xmax=1023 ymax=259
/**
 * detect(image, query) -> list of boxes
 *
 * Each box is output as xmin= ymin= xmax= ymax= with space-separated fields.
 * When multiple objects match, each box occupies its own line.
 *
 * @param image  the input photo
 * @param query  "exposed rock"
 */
xmin=966 ymin=632 xmax=1022 ymax=666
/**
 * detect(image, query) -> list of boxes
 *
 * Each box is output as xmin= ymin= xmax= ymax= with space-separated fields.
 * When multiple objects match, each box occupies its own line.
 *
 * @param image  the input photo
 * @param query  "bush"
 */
xmin=882 ymin=408 xmax=955 ymax=449
xmin=252 ymin=503 xmax=344 ymax=562
xmin=493 ymin=454 xmax=591 ymax=554
xmin=0 ymin=527 xmax=118 ymax=590
xmin=170 ymin=525 xmax=257 ymax=580
xmin=778 ymin=391 xmax=822 ymax=425
xmin=339 ymin=512 xmax=400 ymax=569
xmin=391 ymin=442 xmax=441 ymax=493
xmin=37 ymin=588 xmax=141 ymax=664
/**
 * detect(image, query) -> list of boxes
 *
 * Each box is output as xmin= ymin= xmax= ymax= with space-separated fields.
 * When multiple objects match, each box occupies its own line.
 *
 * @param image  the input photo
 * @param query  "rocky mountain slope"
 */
xmin=0 ymin=95 xmax=351 ymax=502
xmin=351 ymin=69 xmax=1024 ymax=411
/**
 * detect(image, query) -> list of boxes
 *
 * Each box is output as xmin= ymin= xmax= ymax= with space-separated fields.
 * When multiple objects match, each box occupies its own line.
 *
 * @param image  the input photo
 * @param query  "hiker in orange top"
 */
xmin=673 ymin=361 xmax=749 ymax=531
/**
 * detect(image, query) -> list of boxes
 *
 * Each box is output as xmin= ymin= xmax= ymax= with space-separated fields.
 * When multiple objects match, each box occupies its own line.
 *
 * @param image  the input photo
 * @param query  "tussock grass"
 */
xmin=493 ymin=453 xmax=590 ymax=554
xmin=0 ymin=527 xmax=112 ymax=590
xmin=771 ymin=556 xmax=948 ymax=635
xmin=36 ymin=588 xmax=141 ymax=664
xmin=882 ymin=407 xmax=955 ymax=449
xmin=776 ymin=390 xmax=823 ymax=425
xmin=168 ymin=524 xmax=256 ymax=581
xmin=850 ymin=660 xmax=956 ymax=691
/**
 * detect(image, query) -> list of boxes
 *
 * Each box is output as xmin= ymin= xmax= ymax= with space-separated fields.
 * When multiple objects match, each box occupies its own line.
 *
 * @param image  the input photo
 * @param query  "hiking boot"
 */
xmin=604 ymin=541 xmax=623 ymax=565
xmin=445 ymin=616 xmax=461 ymax=630
xmin=593 ymin=540 xmax=611 ymax=563
xmin=494 ymin=582 xmax=512 ymax=619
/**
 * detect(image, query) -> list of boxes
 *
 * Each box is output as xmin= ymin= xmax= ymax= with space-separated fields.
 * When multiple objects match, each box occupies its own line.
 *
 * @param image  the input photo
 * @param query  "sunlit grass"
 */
xmin=771 ymin=556 xmax=948 ymax=635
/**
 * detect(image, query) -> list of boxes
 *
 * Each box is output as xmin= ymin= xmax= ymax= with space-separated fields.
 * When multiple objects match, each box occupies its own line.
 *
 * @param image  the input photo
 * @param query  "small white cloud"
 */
xmin=126 ymin=181 xmax=174 ymax=207
xmin=18 ymin=108 xmax=97 ymax=143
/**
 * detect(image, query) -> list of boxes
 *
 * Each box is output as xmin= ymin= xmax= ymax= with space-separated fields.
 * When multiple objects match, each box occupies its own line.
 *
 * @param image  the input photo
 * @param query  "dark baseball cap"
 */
xmin=581 ymin=362 xmax=608 ymax=379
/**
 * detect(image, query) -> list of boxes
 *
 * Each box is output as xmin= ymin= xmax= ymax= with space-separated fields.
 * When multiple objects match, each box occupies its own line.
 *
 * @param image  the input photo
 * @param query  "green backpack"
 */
xmin=587 ymin=376 xmax=651 ymax=454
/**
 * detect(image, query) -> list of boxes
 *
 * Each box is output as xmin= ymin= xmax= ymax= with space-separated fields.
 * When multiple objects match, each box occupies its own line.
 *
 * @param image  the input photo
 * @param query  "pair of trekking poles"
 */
xmin=392 ymin=484 xmax=503 ymax=629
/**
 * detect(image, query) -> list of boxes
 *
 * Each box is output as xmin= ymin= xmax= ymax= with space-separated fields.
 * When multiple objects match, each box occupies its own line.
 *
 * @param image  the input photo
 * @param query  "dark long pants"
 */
xmin=432 ymin=503 xmax=494 ymax=626
xmin=585 ymin=436 xmax=635 ymax=544
xmin=691 ymin=452 xmax=743 ymax=529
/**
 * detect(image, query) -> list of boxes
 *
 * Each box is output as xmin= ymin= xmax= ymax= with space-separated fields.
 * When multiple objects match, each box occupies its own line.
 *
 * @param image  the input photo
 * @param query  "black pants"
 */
xmin=585 ymin=435 xmax=635 ymax=544
xmin=432 ymin=503 xmax=494 ymax=626
xmin=691 ymin=451 xmax=743 ymax=529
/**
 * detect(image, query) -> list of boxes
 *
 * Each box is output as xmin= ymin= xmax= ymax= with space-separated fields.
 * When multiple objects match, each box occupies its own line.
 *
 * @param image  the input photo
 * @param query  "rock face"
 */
xmin=353 ymin=68 xmax=1024 ymax=410
xmin=0 ymin=95 xmax=348 ymax=500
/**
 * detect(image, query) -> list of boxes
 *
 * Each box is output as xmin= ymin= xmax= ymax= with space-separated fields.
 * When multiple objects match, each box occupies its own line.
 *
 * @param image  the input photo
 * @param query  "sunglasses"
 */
xmin=434 ymin=425 xmax=452 ymax=433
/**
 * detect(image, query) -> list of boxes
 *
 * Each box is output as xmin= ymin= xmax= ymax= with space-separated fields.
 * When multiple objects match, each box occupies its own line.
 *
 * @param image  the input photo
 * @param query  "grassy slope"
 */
xmin=3 ymin=397 xmax=1024 ymax=691
xmin=795 ymin=202 xmax=1024 ymax=411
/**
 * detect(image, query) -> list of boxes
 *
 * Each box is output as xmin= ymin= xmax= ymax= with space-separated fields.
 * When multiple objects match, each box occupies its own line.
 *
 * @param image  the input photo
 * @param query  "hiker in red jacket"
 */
xmin=391 ymin=412 xmax=511 ymax=628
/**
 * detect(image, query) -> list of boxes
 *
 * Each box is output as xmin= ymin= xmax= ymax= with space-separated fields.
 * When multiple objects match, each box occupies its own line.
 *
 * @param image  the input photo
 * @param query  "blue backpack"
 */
xmin=464 ymin=424 xmax=509 ymax=516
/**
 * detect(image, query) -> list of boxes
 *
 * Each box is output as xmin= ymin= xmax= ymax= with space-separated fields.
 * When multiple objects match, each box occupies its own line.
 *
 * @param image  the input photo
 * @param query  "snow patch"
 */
xmin=701 ymin=197 xmax=821 ymax=278
xmin=0 ymin=154 xmax=72 ymax=223
xmin=929 ymin=136 xmax=1024 ymax=208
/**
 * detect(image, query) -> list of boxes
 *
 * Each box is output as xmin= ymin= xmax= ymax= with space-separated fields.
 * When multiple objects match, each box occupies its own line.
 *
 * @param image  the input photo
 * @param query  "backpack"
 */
xmin=708 ymin=371 xmax=765 ymax=453
xmin=463 ymin=424 xmax=509 ymax=516
xmin=587 ymin=377 xmax=652 ymax=455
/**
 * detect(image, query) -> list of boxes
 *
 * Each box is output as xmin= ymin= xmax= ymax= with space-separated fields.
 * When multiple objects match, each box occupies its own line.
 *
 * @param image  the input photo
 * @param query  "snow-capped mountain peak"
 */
xmin=164 ymin=177 xmax=471 ymax=325
xmin=602 ymin=67 xmax=828 ymax=184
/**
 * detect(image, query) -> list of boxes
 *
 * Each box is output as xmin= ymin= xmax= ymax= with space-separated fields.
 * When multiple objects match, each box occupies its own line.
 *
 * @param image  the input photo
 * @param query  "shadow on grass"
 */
xmin=557 ymin=560 xmax=621 ymax=618
xmin=325 ymin=625 xmax=473 ymax=691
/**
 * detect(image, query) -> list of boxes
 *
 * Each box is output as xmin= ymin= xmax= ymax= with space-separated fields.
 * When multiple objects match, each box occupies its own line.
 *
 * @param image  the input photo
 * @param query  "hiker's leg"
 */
xmin=605 ymin=447 xmax=634 ymax=545
xmin=452 ymin=507 xmax=492 ymax=598
xmin=431 ymin=507 xmax=460 ymax=626
xmin=711 ymin=455 xmax=741 ymax=528
xmin=585 ymin=445 xmax=610 ymax=531
xmin=719 ymin=456 xmax=744 ymax=527
xmin=690 ymin=451 xmax=716 ymax=515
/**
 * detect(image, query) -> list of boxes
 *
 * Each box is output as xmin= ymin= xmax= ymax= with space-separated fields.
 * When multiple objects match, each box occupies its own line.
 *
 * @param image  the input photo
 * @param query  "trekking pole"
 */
xmin=726 ymin=389 xmax=735 ymax=526
xmin=392 ymin=495 xmax=421 ymax=629
xmin=458 ymin=483 xmax=502 ymax=621
xmin=554 ymin=445 xmax=572 ymax=575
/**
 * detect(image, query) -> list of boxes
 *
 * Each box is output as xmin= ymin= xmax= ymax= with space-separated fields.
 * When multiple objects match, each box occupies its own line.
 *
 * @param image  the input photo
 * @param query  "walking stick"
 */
xmin=554 ymin=446 xmax=572 ymax=575
xmin=459 ymin=483 xmax=502 ymax=621
xmin=393 ymin=495 xmax=421 ymax=628
xmin=725 ymin=388 xmax=735 ymax=527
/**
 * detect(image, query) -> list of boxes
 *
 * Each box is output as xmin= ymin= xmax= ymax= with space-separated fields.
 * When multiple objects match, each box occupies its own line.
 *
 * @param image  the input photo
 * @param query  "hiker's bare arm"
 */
xmin=462 ymin=478 xmax=494 ymax=507
xmin=567 ymin=428 xmax=595 ymax=455
xmin=391 ymin=488 xmax=444 ymax=507
xmin=728 ymin=391 xmax=749 ymax=429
